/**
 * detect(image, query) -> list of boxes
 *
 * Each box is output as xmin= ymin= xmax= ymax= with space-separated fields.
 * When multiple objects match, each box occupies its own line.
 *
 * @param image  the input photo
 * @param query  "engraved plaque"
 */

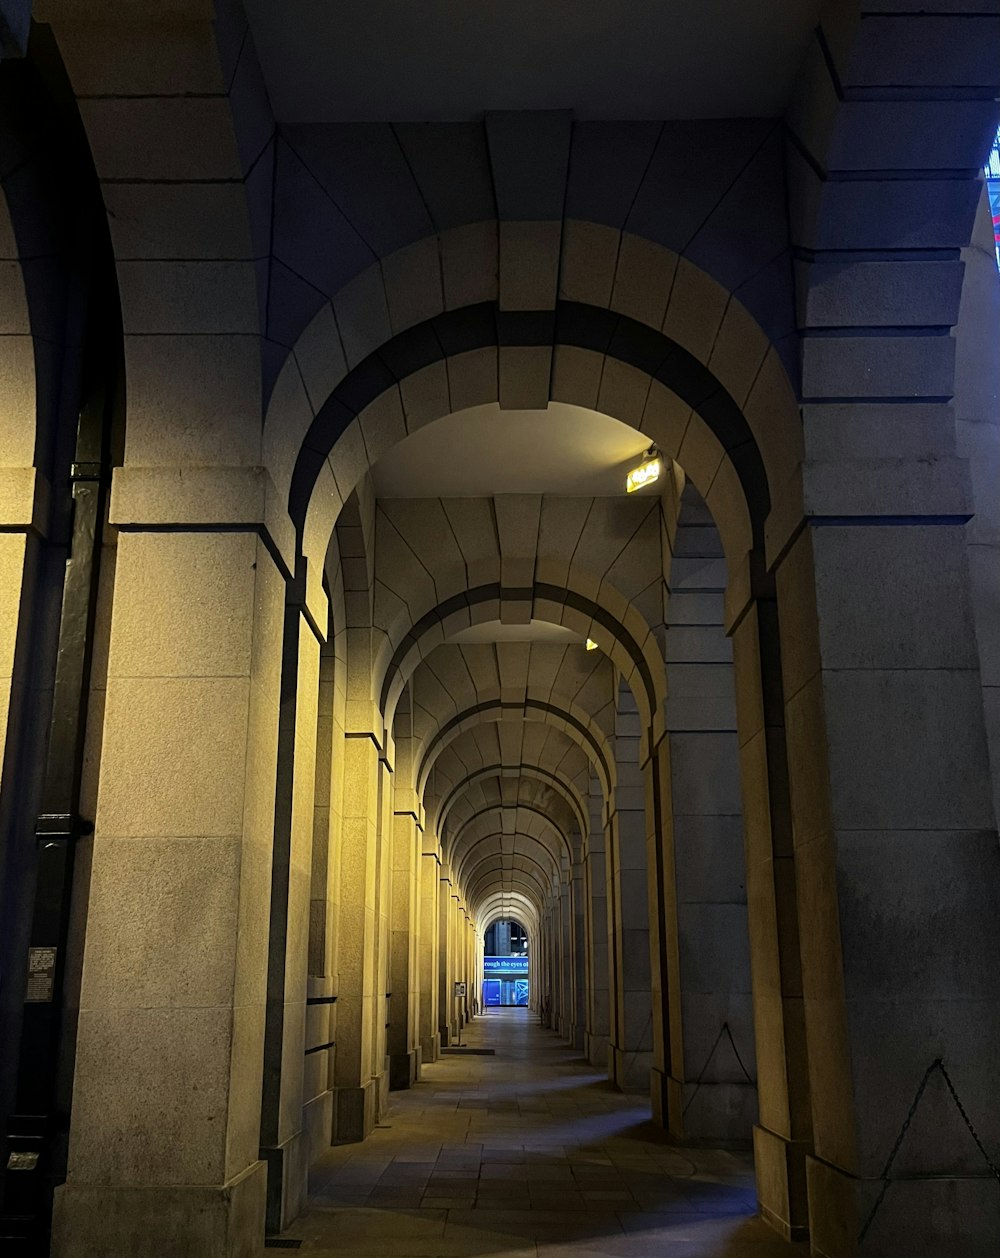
xmin=453 ymin=981 xmax=466 ymax=997
xmin=25 ymin=947 xmax=57 ymax=1002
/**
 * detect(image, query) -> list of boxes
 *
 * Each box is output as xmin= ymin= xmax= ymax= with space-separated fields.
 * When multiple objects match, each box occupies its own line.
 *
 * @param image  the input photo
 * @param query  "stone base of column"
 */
xmin=568 ymin=1022 xmax=585 ymax=1052
xmin=302 ymin=1089 xmax=334 ymax=1165
xmin=753 ymin=1126 xmax=809 ymax=1244
xmin=421 ymin=1032 xmax=440 ymax=1062
xmin=260 ymin=1130 xmax=306 ymax=1234
xmin=333 ymin=1081 xmax=377 ymax=1143
xmin=376 ymin=1067 xmax=390 ymax=1120
xmin=585 ymin=1033 xmax=607 ymax=1068
xmin=610 ymin=1044 xmax=651 ymax=1093
xmin=650 ymin=1065 xmax=671 ymax=1128
xmin=439 ymin=1024 xmax=451 ymax=1047
xmin=389 ymin=1049 xmax=418 ymax=1091
xmin=671 ymin=1076 xmax=756 ymax=1144
xmin=806 ymin=1154 xmax=1000 ymax=1258
xmin=51 ymin=1160 xmax=266 ymax=1258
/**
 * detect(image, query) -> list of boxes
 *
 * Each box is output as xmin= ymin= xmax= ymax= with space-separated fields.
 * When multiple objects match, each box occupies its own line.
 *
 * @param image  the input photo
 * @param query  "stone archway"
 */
xmin=23 ymin=5 xmax=1000 ymax=1256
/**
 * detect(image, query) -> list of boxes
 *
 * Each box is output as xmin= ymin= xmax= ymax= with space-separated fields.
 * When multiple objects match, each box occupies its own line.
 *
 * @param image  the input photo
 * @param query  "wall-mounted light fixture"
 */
xmin=625 ymin=446 xmax=663 ymax=493
xmin=585 ymin=638 xmax=598 ymax=651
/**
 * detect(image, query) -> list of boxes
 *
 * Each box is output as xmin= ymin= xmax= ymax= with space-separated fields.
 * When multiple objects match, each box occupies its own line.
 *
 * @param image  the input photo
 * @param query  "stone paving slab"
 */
xmin=282 ymin=1009 xmax=805 ymax=1257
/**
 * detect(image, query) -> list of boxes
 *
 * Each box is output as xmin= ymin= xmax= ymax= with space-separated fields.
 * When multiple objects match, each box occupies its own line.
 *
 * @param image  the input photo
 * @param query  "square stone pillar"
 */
xmin=583 ymin=784 xmax=610 ymax=1067
xmin=607 ymin=687 xmax=653 ymax=1093
xmin=663 ymin=497 xmax=757 ymax=1146
xmin=776 ymin=519 xmax=1000 ymax=1257
xmin=331 ymin=731 xmax=381 ymax=1143
xmin=259 ymin=604 xmax=321 ymax=1232
xmin=373 ymin=748 xmax=392 ymax=1120
xmin=418 ymin=845 xmax=440 ymax=1061
xmin=388 ymin=808 xmax=420 ymax=1089
xmin=728 ymin=596 xmax=812 ymax=1242
xmin=571 ymin=860 xmax=587 ymax=1049
xmin=52 ymin=530 xmax=286 ymax=1257
xmin=558 ymin=877 xmax=573 ymax=1039
xmin=302 ymin=638 xmax=337 ymax=1169
xmin=437 ymin=871 xmax=454 ymax=1044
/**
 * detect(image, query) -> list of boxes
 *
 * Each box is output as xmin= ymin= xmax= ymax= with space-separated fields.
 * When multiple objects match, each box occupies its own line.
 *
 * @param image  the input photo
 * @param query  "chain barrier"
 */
xmin=859 ymin=1057 xmax=1000 ymax=1245
xmin=682 ymin=1020 xmax=756 ymax=1117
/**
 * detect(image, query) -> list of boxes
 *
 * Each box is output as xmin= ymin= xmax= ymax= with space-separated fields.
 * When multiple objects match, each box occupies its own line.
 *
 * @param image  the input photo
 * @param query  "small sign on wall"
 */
xmin=25 ymin=947 xmax=57 ymax=1003
xmin=453 ymin=981 xmax=466 ymax=997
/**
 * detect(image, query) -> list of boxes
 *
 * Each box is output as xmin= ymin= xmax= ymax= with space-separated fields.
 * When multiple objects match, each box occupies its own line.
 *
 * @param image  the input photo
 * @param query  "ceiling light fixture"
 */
xmin=585 ymin=638 xmax=598 ymax=651
xmin=625 ymin=446 xmax=663 ymax=494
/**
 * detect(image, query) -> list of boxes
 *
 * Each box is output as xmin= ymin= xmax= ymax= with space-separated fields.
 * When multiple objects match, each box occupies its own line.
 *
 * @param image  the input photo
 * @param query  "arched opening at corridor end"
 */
xmin=481 ymin=916 xmax=530 ymax=1009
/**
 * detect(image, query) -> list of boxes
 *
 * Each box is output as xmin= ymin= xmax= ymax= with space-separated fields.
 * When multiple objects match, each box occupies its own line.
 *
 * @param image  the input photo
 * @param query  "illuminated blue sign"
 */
xmin=483 ymin=955 xmax=528 ymax=974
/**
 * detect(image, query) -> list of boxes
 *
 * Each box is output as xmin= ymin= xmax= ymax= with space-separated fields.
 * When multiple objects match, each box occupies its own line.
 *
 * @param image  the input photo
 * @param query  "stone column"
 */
xmin=466 ymin=914 xmax=475 ymax=1020
xmin=954 ymin=188 xmax=1000 ymax=827
xmin=774 ymin=511 xmax=1000 ymax=1257
xmin=304 ymin=636 xmax=337 ymax=1167
xmin=438 ymin=869 xmax=454 ymax=1045
xmin=607 ymin=683 xmax=653 ymax=1092
xmin=259 ymin=596 xmax=321 ymax=1230
xmin=664 ymin=493 xmax=756 ymax=1143
xmin=543 ymin=900 xmax=558 ymax=1026
xmin=373 ymin=747 xmax=392 ymax=1119
xmin=332 ymin=729 xmax=382 ymax=1142
xmin=52 ymin=529 xmax=286 ymax=1255
xmin=785 ymin=20 xmax=1000 ymax=1252
xmin=570 ymin=854 xmax=587 ymax=1050
xmin=418 ymin=842 xmax=440 ymax=1061
xmin=727 ymin=594 xmax=812 ymax=1242
xmin=388 ymin=805 xmax=420 ymax=1089
xmin=454 ymin=902 xmax=465 ymax=1027
xmin=560 ymin=875 xmax=573 ymax=1039
xmin=0 ymin=483 xmax=48 ymax=1106
xmin=449 ymin=894 xmax=461 ymax=1035
xmin=583 ymin=781 xmax=610 ymax=1065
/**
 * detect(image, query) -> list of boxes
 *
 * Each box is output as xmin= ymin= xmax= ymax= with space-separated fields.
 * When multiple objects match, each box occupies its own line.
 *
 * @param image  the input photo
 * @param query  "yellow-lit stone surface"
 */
xmin=8 ymin=22 xmax=1000 ymax=1258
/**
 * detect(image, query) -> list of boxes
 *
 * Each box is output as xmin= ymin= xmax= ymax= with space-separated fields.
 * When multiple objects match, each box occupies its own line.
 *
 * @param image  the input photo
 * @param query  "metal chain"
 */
xmin=938 ymin=1060 xmax=1000 ymax=1183
xmin=683 ymin=1021 xmax=756 ymax=1117
xmin=621 ymin=1010 xmax=654 ymax=1086
xmin=859 ymin=1058 xmax=1000 ymax=1245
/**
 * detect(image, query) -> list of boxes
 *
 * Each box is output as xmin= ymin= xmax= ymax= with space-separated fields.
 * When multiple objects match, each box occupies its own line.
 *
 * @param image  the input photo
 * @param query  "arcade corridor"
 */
xmin=281 ymin=1010 xmax=799 ymax=1257
xmin=2 ymin=6 xmax=1000 ymax=1258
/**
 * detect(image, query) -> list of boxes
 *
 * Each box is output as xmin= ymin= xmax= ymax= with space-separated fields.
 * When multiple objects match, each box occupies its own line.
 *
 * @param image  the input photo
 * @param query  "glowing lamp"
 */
xmin=585 ymin=639 xmax=598 ymax=651
xmin=625 ymin=448 xmax=662 ymax=493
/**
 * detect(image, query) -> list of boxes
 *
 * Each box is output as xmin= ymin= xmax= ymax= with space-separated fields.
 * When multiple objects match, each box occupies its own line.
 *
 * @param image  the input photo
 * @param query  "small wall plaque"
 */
xmin=453 ymin=981 xmax=466 ymax=997
xmin=25 ymin=947 xmax=57 ymax=1003
xmin=7 ymin=1151 xmax=39 ymax=1170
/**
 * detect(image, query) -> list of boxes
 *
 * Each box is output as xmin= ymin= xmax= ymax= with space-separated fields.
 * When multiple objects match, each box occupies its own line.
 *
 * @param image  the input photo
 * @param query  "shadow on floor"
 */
xmin=281 ymin=1012 xmax=804 ymax=1257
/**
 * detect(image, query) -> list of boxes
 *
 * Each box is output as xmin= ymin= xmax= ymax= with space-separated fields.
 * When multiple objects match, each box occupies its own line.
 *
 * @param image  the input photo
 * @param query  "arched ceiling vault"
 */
xmin=436 ymin=764 xmax=587 ymax=854
xmin=416 ymin=699 xmax=615 ymax=802
xmin=479 ymin=896 xmax=538 ymax=941
xmin=451 ymin=815 xmax=568 ymax=890
xmin=443 ymin=777 xmax=579 ymax=856
xmin=424 ymin=723 xmax=591 ymax=832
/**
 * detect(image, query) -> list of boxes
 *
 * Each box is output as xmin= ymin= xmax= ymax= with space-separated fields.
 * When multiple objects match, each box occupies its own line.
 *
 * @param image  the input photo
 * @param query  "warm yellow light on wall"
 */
xmin=625 ymin=447 xmax=662 ymax=493
xmin=585 ymin=639 xmax=598 ymax=651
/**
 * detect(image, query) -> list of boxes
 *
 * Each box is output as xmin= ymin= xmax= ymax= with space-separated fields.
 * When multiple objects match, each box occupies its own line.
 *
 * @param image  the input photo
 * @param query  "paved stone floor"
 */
xmin=278 ymin=1009 xmax=804 ymax=1257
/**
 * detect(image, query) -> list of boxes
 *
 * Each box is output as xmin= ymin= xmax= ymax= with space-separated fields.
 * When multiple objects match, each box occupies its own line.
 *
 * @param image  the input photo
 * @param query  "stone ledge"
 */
xmin=0 ymin=466 xmax=50 ymax=533
xmin=51 ymin=1159 xmax=266 ymax=1258
xmin=109 ymin=465 xmax=296 ymax=577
